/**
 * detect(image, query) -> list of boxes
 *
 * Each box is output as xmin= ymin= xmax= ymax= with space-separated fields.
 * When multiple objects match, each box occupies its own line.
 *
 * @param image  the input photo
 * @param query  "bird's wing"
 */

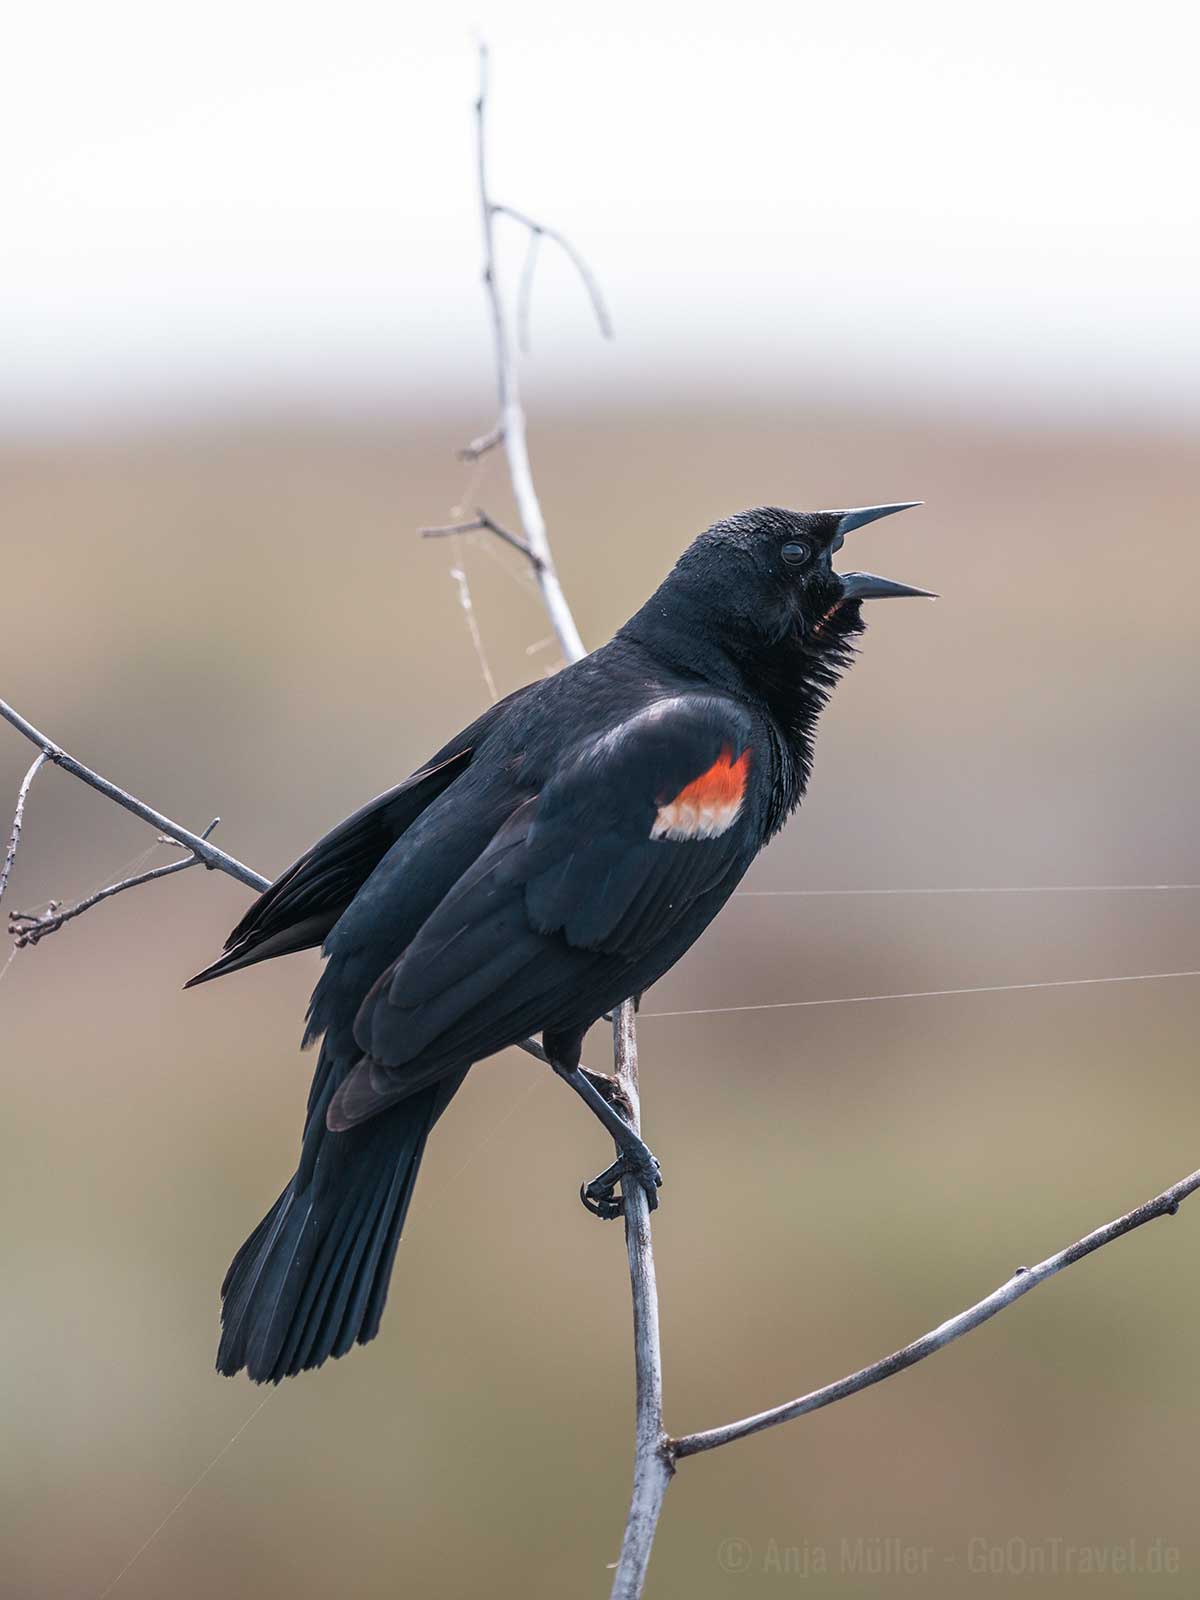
xmin=185 ymin=685 xmax=535 ymax=987
xmin=328 ymin=694 xmax=758 ymax=1127
xmin=520 ymin=693 xmax=759 ymax=952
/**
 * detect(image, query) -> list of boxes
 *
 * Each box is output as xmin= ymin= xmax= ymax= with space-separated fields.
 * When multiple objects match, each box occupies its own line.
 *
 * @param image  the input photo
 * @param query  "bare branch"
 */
xmin=493 ymin=202 xmax=614 ymax=342
xmin=608 ymin=1001 xmax=672 ymax=1599
xmin=420 ymin=509 xmax=541 ymax=567
xmin=520 ymin=1023 xmax=669 ymax=1600
xmin=13 ymin=858 xmax=194 ymax=947
xmin=671 ymin=1164 xmax=1200 ymax=1460
xmin=472 ymin=44 xmax=588 ymax=665
xmin=0 ymin=699 xmax=268 ymax=895
xmin=9 ymin=819 xmax=221 ymax=947
xmin=1 ymin=751 xmax=48 ymax=909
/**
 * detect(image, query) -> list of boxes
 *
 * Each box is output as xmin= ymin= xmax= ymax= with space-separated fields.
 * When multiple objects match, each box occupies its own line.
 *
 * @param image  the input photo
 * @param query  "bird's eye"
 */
xmin=781 ymin=541 xmax=811 ymax=567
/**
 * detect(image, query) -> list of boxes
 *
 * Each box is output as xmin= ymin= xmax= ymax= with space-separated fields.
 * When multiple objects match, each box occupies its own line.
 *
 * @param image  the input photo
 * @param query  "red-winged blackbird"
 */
xmin=190 ymin=503 xmax=930 ymax=1382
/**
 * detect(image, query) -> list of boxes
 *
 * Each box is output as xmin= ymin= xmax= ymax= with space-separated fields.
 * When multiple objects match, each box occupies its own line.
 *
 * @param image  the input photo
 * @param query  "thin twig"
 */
xmin=12 ymin=859 xmax=192 ymax=946
xmin=420 ymin=509 xmax=541 ymax=567
xmin=492 ymin=202 xmax=614 ymax=341
xmin=9 ymin=820 xmax=221 ymax=947
xmin=672 ymin=1164 xmax=1200 ymax=1458
xmin=448 ymin=546 xmax=500 ymax=705
xmin=1 ymin=751 xmax=48 ymax=908
xmin=473 ymin=44 xmax=587 ymax=665
xmin=0 ymin=699 xmax=267 ymax=894
xmin=458 ymin=423 xmax=505 ymax=462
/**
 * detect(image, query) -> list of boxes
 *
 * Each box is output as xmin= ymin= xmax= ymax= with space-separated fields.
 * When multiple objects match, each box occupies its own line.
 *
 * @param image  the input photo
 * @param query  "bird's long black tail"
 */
xmin=217 ymin=1065 xmax=466 ymax=1383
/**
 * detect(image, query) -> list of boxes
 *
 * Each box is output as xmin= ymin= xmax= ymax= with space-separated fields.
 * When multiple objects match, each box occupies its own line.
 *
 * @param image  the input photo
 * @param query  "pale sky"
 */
xmin=2 ymin=0 xmax=1197 ymax=430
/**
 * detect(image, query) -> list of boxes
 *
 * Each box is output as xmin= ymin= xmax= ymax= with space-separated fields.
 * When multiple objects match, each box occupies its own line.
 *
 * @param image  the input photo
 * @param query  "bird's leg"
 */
xmin=543 ymin=1029 xmax=662 ymax=1221
xmin=564 ymin=1066 xmax=662 ymax=1220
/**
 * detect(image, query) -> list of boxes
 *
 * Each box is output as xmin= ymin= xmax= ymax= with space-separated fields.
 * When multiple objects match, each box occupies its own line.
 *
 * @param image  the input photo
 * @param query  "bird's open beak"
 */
xmin=827 ymin=502 xmax=936 ymax=601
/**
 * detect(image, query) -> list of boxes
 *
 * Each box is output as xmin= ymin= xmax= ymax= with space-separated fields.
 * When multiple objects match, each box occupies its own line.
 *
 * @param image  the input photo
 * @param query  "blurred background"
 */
xmin=3 ymin=3 xmax=1199 ymax=1596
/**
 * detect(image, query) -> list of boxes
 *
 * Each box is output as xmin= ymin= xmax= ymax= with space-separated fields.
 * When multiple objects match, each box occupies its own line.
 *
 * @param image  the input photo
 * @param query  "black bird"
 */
xmin=189 ymin=503 xmax=930 ymax=1382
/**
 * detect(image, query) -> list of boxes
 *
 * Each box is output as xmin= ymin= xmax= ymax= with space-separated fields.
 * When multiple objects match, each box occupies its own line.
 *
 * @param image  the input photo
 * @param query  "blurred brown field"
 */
xmin=2 ymin=398 xmax=1199 ymax=1598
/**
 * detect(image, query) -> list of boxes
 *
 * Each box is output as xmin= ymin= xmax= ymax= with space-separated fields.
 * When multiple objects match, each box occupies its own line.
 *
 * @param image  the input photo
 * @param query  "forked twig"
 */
xmin=419 ymin=509 xmax=541 ymax=567
xmin=0 ymin=700 xmax=267 ymax=894
xmin=492 ymin=201 xmax=614 ymax=344
xmin=9 ymin=820 xmax=221 ymax=947
xmin=459 ymin=43 xmax=590 ymax=666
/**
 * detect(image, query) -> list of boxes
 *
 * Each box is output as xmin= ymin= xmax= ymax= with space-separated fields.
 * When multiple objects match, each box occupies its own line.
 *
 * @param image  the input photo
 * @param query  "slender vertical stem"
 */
xmin=473 ymin=46 xmax=587 ymax=666
xmin=609 ymin=1001 xmax=673 ymax=1599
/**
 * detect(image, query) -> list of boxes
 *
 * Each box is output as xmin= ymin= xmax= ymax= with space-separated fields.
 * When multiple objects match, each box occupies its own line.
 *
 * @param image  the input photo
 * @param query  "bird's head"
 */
xmin=640 ymin=501 xmax=931 ymax=663
xmin=703 ymin=500 xmax=930 ymax=636
xmin=622 ymin=503 xmax=932 ymax=722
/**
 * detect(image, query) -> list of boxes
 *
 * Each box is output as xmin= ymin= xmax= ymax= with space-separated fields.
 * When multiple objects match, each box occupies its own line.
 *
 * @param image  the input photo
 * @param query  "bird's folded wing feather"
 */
xmin=185 ymin=686 xmax=534 ymax=987
xmin=329 ymin=694 xmax=757 ymax=1127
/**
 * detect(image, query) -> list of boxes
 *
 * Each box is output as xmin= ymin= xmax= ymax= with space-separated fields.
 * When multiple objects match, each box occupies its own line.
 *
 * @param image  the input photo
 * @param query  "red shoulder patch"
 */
xmin=651 ymin=745 xmax=751 ymax=840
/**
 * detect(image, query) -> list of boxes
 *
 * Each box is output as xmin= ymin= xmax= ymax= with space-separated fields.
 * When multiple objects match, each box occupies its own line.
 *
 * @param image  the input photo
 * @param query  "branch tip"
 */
xmin=492 ymin=202 xmax=614 ymax=342
xmin=1 ymin=749 xmax=50 ymax=910
xmin=458 ymin=423 xmax=505 ymax=462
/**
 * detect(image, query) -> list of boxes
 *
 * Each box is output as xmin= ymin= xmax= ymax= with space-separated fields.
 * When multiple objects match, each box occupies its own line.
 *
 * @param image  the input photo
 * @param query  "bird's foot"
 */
xmin=580 ymin=1141 xmax=662 ymax=1221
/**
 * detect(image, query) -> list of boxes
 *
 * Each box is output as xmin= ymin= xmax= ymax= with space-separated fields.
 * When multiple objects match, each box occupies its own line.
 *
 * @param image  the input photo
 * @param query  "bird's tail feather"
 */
xmin=217 ymin=1072 xmax=464 ymax=1383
